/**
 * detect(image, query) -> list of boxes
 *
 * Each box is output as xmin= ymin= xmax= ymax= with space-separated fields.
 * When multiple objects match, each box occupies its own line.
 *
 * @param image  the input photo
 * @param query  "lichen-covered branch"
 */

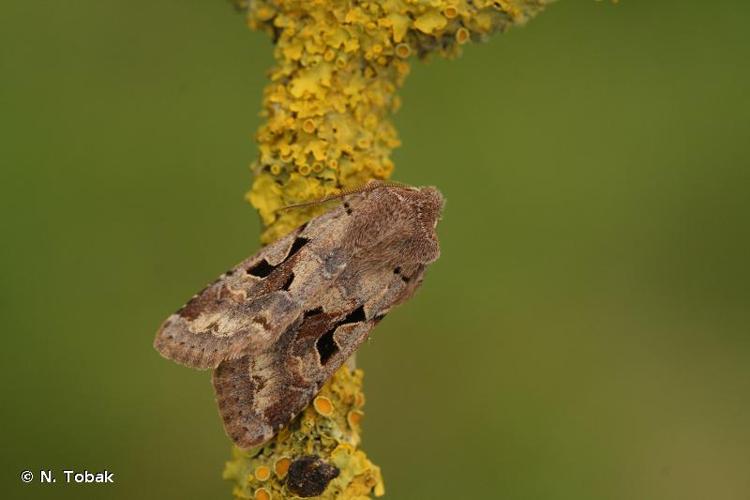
xmin=224 ymin=367 xmax=381 ymax=499
xmin=224 ymin=0 xmax=552 ymax=498
xmin=243 ymin=0 xmax=551 ymax=243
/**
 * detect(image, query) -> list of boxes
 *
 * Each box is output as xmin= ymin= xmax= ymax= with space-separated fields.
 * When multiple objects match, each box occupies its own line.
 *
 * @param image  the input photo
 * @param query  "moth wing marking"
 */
xmin=153 ymin=225 xmax=309 ymax=370
xmin=212 ymin=355 xmax=275 ymax=448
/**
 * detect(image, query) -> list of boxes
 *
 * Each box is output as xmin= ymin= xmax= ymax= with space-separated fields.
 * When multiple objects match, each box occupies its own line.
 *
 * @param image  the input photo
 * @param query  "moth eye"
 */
xmin=393 ymin=267 xmax=409 ymax=283
xmin=252 ymin=316 xmax=270 ymax=329
xmin=281 ymin=272 xmax=295 ymax=291
xmin=343 ymin=202 xmax=353 ymax=215
xmin=316 ymin=329 xmax=339 ymax=365
xmin=247 ymin=259 xmax=275 ymax=278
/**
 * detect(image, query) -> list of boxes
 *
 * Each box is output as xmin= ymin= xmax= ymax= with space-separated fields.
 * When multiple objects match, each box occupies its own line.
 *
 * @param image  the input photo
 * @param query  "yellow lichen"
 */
xmin=254 ymin=465 xmax=272 ymax=482
xmin=273 ymin=457 xmax=291 ymax=479
xmin=456 ymin=27 xmax=471 ymax=44
xmin=443 ymin=5 xmax=459 ymax=20
xmin=354 ymin=391 xmax=366 ymax=408
xmin=254 ymin=487 xmax=272 ymax=500
xmin=346 ymin=410 xmax=364 ymax=429
xmin=224 ymin=367 xmax=384 ymax=499
xmin=314 ymin=396 xmax=335 ymax=417
xmin=227 ymin=0 xmax=553 ymax=497
xmin=238 ymin=0 xmax=553 ymax=243
xmin=414 ymin=11 xmax=448 ymax=34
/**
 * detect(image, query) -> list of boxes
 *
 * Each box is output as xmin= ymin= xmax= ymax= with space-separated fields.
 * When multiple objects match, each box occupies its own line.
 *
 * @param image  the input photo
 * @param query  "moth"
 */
xmin=153 ymin=182 xmax=444 ymax=448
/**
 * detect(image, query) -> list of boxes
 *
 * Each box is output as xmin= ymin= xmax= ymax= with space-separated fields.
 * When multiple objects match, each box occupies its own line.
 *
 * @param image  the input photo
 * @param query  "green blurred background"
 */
xmin=2 ymin=1 xmax=749 ymax=499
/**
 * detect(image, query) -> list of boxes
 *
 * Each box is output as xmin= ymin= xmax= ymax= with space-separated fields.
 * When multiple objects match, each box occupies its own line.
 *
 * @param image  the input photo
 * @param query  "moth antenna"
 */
xmin=275 ymin=180 xmax=408 ymax=212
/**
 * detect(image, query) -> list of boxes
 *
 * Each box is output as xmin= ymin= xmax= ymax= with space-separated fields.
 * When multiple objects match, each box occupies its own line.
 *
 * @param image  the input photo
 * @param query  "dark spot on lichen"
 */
xmin=286 ymin=456 xmax=339 ymax=497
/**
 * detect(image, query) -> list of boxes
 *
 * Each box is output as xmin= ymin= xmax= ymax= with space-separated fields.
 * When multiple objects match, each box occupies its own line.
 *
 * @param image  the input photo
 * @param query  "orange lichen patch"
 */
xmin=395 ymin=43 xmax=411 ymax=59
xmin=456 ymin=27 xmax=471 ymax=44
xmin=354 ymin=391 xmax=366 ymax=408
xmin=254 ymin=465 xmax=272 ymax=481
xmin=314 ymin=395 xmax=335 ymax=417
xmin=254 ymin=487 xmax=271 ymax=500
xmin=443 ymin=5 xmax=459 ymax=19
xmin=347 ymin=410 xmax=365 ymax=429
xmin=274 ymin=457 xmax=291 ymax=479
xmin=302 ymin=119 xmax=317 ymax=134
xmin=297 ymin=164 xmax=311 ymax=176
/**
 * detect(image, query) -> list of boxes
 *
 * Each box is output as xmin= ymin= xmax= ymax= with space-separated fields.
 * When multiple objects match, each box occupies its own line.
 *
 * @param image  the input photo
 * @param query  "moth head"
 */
xmin=416 ymin=186 xmax=444 ymax=228
xmin=349 ymin=183 xmax=445 ymax=267
xmin=409 ymin=186 xmax=444 ymax=263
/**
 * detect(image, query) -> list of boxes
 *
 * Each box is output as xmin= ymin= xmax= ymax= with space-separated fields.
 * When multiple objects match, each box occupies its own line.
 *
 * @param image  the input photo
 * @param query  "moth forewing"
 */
xmin=154 ymin=184 xmax=444 ymax=447
xmin=152 ymin=223 xmax=307 ymax=370
xmin=152 ymin=204 xmax=351 ymax=370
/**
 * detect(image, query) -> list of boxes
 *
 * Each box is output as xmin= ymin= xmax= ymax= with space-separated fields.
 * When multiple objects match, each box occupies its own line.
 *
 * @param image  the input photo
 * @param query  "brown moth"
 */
xmin=153 ymin=183 xmax=444 ymax=448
